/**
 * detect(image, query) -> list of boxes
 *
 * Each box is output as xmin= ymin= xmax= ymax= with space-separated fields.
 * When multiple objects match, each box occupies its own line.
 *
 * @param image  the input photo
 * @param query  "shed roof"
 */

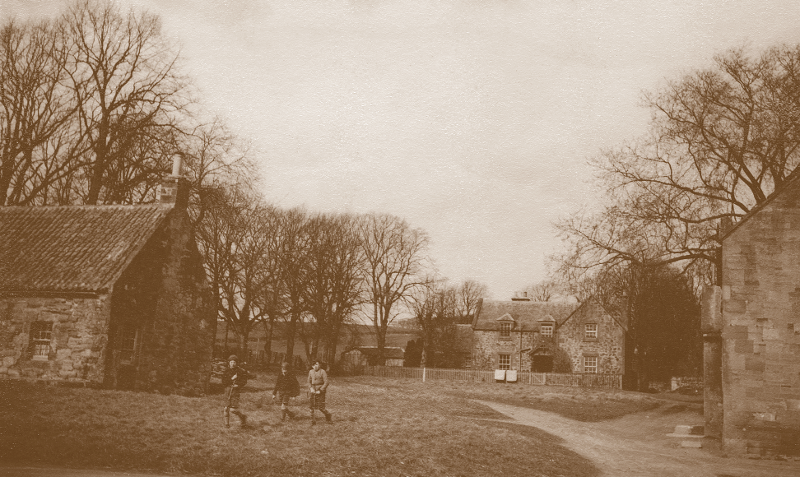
xmin=345 ymin=346 xmax=405 ymax=360
xmin=471 ymin=299 xmax=579 ymax=331
xmin=0 ymin=204 xmax=172 ymax=293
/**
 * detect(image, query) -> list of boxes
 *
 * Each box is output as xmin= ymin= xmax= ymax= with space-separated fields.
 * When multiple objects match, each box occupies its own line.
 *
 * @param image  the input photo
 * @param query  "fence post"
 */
xmin=423 ymin=367 xmax=426 ymax=383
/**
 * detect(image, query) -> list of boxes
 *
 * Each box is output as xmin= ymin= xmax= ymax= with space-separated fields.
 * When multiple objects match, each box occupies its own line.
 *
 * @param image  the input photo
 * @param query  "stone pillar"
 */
xmin=702 ymin=286 xmax=723 ymax=439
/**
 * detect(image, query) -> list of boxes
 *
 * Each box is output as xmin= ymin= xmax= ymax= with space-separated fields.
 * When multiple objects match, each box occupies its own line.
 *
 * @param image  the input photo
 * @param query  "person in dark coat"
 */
xmin=222 ymin=355 xmax=248 ymax=428
xmin=272 ymin=361 xmax=300 ymax=421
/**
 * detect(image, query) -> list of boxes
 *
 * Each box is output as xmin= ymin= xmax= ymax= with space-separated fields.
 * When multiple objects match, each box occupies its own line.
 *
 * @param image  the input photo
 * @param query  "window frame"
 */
xmin=540 ymin=324 xmax=553 ymax=337
xmin=119 ymin=325 xmax=140 ymax=365
xmin=30 ymin=322 xmax=53 ymax=361
xmin=498 ymin=353 xmax=511 ymax=370
xmin=499 ymin=322 xmax=512 ymax=339
xmin=583 ymin=356 xmax=598 ymax=374
xmin=584 ymin=323 xmax=598 ymax=340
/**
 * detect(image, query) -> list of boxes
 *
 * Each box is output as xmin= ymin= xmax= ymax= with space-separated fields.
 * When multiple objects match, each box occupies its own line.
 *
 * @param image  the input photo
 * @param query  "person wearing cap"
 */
xmin=222 ymin=355 xmax=248 ymax=428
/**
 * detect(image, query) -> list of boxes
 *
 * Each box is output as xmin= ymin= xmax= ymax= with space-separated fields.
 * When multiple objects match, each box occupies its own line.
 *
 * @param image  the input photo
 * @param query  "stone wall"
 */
xmin=0 ymin=294 xmax=110 ymax=384
xmin=473 ymin=329 xmax=537 ymax=370
xmin=721 ymin=185 xmax=800 ymax=457
xmin=131 ymin=208 xmax=215 ymax=396
xmin=557 ymin=300 xmax=625 ymax=375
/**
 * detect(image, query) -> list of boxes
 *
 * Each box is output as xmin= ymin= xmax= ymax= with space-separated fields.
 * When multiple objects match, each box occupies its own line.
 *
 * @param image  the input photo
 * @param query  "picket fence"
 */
xmin=358 ymin=366 xmax=623 ymax=389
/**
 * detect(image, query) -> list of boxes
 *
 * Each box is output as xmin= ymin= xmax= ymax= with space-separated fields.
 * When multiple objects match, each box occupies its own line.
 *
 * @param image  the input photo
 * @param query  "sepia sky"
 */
xmin=7 ymin=0 xmax=800 ymax=299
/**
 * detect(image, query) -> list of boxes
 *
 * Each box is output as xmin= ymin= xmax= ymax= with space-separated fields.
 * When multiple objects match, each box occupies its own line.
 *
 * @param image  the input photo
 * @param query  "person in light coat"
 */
xmin=307 ymin=360 xmax=332 ymax=424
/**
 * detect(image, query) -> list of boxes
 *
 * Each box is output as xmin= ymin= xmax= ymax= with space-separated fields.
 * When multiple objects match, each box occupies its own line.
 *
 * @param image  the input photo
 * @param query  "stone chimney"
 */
xmin=511 ymin=291 xmax=531 ymax=301
xmin=718 ymin=216 xmax=733 ymax=238
xmin=157 ymin=154 xmax=190 ymax=209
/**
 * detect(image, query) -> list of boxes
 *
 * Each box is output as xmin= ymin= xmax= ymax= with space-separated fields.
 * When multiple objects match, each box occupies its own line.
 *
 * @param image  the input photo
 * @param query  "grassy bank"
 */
xmin=0 ymin=375 xmax=669 ymax=476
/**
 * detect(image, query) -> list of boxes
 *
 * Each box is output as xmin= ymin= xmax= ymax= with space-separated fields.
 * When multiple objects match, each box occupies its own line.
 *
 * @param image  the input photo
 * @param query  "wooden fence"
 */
xmin=358 ymin=366 xmax=623 ymax=389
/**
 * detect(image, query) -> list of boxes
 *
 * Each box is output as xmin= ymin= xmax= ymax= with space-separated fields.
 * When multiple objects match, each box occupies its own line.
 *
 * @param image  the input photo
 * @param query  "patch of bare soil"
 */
xmin=476 ymin=400 xmax=800 ymax=477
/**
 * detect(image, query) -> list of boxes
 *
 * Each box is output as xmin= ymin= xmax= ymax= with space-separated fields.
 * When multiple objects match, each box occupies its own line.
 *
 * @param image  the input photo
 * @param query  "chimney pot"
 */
xmin=172 ymin=154 xmax=183 ymax=177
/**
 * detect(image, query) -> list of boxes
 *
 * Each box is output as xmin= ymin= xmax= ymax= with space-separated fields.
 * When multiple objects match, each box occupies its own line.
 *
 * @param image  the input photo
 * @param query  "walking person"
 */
xmin=222 ymin=355 xmax=248 ymax=428
xmin=308 ymin=360 xmax=332 ymax=424
xmin=272 ymin=361 xmax=300 ymax=421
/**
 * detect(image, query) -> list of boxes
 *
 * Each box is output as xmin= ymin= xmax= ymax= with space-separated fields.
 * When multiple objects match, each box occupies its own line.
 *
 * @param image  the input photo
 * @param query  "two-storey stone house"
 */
xmin=471 ymin=296 xmax=626 ymax=375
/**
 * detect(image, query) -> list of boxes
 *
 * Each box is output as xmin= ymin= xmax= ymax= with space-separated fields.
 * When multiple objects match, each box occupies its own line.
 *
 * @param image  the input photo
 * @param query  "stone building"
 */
xmin=0 ymin=172 xmax=215 ymax=396
xmin=557 ymin=298 xmax=627 ymax=375
xmin=340 ymin=346 xmax=406 ymax=372
xmin=470 ymin=296 xmax=625 ymax=374
xmin=703 ymin=169 xmax=800 ymax=456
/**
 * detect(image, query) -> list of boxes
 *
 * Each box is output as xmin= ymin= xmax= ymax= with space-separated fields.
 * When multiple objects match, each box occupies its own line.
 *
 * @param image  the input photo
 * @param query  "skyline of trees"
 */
xmin=13 ymin=2 xmax=789 ymax=382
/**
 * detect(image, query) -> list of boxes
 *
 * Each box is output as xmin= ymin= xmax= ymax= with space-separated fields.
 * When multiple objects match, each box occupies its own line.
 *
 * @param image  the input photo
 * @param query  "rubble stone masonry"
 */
xmin=557 ymin=300 xmax=625 ymax=375
xmin=0 ymin=294 xmax=110 ymax=384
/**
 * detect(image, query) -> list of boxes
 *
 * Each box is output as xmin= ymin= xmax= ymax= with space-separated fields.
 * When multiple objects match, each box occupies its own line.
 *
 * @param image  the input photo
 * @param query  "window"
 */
xmin=500 ymin=322 xmax=512 ymax=339
xmin=498 ymin=353 xmax=511 ymax=370
xmin=119 ymin=325 xmax=140 ymax=365
xmin=463 ymin=354 xmax=472 ymax=368
xmin=585 ymin=323 xmax=598 ymax=340
xmin=540 ymin=324 xmax=553 ymax=337
xmin=583 ymin=356 xmax=598 ymax=374
xmin=30 ymin=322 xmax=52 ymax=360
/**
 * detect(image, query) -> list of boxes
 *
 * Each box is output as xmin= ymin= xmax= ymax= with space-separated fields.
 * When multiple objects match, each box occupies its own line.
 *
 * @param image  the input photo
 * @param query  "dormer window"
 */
xmin=540 ymin=324 xmax=553 ymax=337
xmin=500 ymin=322 xmax=512 ymax=338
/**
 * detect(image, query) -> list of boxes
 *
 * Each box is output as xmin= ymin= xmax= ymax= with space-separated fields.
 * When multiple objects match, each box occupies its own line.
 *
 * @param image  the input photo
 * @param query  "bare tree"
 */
xmin=182 ymin=118 xmax=256 ymax=225
xmin=1 ymin=0 xmax=196 ymax=207
xmin=63 ymin=0 xmax=188 ymax=205
xmin=273 ymin=207 xmax=310 ymax=366
xmin=300 ymin=212 xmax=365 ymax=367
xmin=524 ymin=279 xmax=569 ymax=302
xmin=455 ymin=279 xmax=487 ymax=323
xmin=556 ymin=45 xmax=800 ymax=284
xmin=358 ymin=213 xmax=430 ymax=365
xmin=195 ymin=187 xmax=272 ymax=361
xmin=0 ymin=19 xmax=78 ymax=205
xmin=410 ymin=279 xmax=460 ymax=368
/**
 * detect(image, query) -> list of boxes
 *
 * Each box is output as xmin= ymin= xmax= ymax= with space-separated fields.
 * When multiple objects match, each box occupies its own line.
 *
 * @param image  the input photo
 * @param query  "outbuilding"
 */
xmin=0 ymin=172 xmax=215 ymax=396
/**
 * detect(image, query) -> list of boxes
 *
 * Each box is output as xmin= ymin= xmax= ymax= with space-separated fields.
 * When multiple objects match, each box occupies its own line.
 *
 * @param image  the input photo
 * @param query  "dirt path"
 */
xmin=477 ymin=400 xmax=800 ymax=477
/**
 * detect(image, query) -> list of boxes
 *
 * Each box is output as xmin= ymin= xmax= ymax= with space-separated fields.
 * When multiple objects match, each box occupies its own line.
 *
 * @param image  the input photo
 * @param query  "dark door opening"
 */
xmin=532 ymin=354 xmax=553 ymax=373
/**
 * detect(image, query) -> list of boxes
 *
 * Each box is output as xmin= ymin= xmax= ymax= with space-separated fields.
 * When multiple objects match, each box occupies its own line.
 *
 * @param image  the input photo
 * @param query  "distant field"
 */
xmin=0 ymin=375 xmax=673 ymax=476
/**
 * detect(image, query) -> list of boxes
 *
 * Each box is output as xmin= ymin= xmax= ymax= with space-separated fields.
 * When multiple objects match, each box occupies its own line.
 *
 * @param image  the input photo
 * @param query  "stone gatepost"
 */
xmin=702 ymin=286 xmax=723 ymax=439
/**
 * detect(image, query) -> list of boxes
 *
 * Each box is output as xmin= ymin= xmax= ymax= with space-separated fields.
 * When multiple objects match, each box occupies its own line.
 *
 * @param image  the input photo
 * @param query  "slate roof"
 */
xmin=0 ymin=204 xmax=173 ymax=293
xmin=471 ymin=299 xmax=579 ymax=332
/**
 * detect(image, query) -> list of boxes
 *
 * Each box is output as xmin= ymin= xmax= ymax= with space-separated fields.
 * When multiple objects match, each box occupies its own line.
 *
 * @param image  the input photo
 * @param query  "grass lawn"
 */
xmin=374 ymin=378 xmax=667 ymax=422
xmin=0 ymin=375 xmax=665 ymax=477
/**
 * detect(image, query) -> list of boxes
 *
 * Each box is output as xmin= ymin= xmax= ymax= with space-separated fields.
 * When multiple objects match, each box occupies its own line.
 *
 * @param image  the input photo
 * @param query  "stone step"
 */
xmin=681 ymin=440 xmax=703 ymax=448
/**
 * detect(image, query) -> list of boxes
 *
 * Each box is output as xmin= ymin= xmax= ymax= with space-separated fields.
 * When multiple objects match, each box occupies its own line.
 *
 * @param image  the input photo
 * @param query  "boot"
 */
xmin=324 ymin=410 xmax=332 ymax=423
xmin=310 ymin=410 xmax=316 ymax=425
xmin=286 ymin=410 xmax=295 ymax=420
xmin=234 ymin=410 xmax=247 ymax=427
xmin=224 ymin=411 xmax=230 ymax=428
